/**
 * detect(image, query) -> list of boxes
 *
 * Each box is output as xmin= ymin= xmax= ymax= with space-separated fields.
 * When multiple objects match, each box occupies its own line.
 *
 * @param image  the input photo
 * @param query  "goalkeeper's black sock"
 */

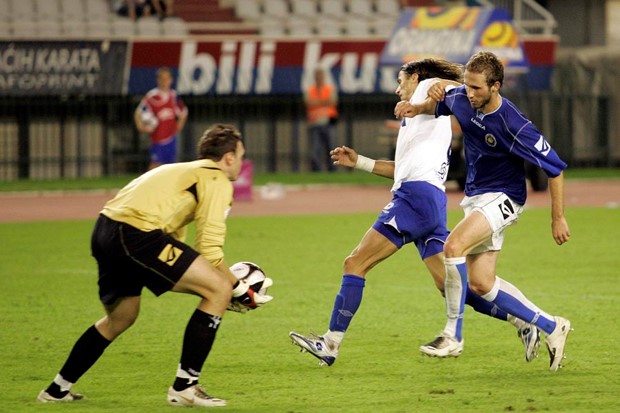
xmin=46 ymin=325 xmax=111 ymax=397
xmin=173 ymin=310 xmax=221 ymax=391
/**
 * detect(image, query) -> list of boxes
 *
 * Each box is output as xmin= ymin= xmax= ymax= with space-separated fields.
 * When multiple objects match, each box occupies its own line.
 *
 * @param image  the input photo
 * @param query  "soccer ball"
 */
xmin=140 ymin=108 xmax=159 ymax=129
xmin=229 ymin=261 xmax=271 ymax=295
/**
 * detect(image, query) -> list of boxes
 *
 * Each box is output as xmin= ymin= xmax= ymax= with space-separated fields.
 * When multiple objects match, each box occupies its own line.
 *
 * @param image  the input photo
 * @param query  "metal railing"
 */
xmin=474 ymin=0 xmax=557 ymax=35
xmin=1 ymin=90 xmax=616 ymax=182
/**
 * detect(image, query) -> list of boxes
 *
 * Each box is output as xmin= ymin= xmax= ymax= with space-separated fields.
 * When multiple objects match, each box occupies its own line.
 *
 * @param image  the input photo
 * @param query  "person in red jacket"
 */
xmin=135 ymin=67 xmax=188 ymax=170
xmin=304 ymin=68 xmax=339 ymax=172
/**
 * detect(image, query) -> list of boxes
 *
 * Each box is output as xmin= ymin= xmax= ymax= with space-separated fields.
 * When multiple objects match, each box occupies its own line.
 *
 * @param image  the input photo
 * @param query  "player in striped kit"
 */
xmin=135 ymin=66 xmax=188 ymax=170
xmin=395 ymin=51 xmax=572 ymax=371
xmin=289 ymin=58 xmax=540 ymax=366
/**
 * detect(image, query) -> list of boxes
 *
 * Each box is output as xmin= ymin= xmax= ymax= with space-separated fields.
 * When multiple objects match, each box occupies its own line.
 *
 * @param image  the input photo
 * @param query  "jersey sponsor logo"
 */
xmin=498 ymin=198 xmax=515 ymax=220
xmin=485 ymin=134 xmax=497 ymax=147
xmin=158 ymin=243 xmax=183 ymax=266
xmin=535 ymin=135 xmax=551 ymax=156
xmin=470 ymin=116 xmax=486 ymax=130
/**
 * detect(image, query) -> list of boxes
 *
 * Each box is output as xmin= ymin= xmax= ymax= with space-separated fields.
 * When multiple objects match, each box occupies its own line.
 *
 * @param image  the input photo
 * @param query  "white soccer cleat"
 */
xmin=419 ymin=334 xmax=464 ymax=358
xmin=167 ymin=384 xmax=226 ymax=407
xmin=545 ymin=316 xmax=572 ymax=371
xmin=37 ymin=390 xmax=84 ymax=403
xmin=289 ymin=331 xmax=338 ymax=366
xmin=517 ymin=324 xmax=541 ymax=362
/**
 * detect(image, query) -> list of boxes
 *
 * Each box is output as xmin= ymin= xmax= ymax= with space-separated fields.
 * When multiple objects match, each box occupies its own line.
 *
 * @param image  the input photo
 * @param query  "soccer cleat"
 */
xmin=167 ymin=384 xmax=227 ymax=407
xmin=37 ymin=390 xmax=84 ymax=403
xmin=419 ymin=334 xmax=464 ymax=358
xmin=289 ymin=332 xmax=338 ymax=366
xmin=545 ymin=316 xmax=572 ymax=371
xmin=517 ymin=324 xmax=541 ymax=362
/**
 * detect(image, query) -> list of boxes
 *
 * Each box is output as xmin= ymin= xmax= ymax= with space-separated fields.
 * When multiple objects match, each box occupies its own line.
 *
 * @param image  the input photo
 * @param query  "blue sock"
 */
xmin=328 ymin=274 xmax=365 ymax=332
xmin=492 ymin=291 xmax=556 ymax=334
xmin=466 ymin=288 xmax=508 ymax=321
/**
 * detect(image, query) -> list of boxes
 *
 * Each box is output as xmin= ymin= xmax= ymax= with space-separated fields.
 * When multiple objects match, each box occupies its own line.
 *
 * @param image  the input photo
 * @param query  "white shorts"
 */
xmin=460 ymin=192 xmax=523 ymax=254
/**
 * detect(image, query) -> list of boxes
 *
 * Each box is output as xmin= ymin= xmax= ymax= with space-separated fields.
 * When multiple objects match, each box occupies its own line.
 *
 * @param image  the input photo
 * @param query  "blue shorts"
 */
xmin=372 ymin=181 xmax=449 ymax=259
xmin=150 ymin=136 xmax=177 ymax=164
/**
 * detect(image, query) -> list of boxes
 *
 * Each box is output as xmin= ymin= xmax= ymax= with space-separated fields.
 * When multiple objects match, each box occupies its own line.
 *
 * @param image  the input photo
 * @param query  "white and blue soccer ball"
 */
xmin=229 ymin=261 xmax=271 ymax=295
xmin=140 ymin=108 xmax=159 ymax=129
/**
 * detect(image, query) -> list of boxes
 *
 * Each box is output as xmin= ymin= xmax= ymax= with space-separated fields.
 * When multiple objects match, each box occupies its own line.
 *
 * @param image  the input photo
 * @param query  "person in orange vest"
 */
xmin=304 ymin=68 xmax=339 ymax=172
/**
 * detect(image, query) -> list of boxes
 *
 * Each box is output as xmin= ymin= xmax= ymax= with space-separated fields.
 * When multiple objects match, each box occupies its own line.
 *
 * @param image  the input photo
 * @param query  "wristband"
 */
xmin=354 ymin=155 xmax=376 ymax=173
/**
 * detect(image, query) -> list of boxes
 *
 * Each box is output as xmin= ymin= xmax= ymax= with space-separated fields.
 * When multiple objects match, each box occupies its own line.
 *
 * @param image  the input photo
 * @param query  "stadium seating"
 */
xmin=231 ymin=0 xmax=403 ymax=37
xmin=0 ymin=0 xmax=406 ymax=39
xmin=0 ymin=0 xmax=191 ymax=39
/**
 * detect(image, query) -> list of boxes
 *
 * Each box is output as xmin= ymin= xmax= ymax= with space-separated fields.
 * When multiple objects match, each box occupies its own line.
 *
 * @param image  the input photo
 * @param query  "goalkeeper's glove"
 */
xmin=231 ymin=280 xmax=273 ymax=310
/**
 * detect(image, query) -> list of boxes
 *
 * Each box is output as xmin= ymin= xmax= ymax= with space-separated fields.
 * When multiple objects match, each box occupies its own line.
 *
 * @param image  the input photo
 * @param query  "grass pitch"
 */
xmin=1 ymin=207 xmax=619 ymax=412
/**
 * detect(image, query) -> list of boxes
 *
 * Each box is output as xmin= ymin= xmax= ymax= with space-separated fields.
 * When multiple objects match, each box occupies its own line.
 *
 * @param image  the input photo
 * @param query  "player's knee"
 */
xmin=468 ymin=280 xmax=490 ymax=296
xmin=99 ymin=313 xmax=138 ymax=339
xmin=443 ymin=239 xmax=465 ymax=258
xmin=343 ymin=253 xmax=367 ymax=275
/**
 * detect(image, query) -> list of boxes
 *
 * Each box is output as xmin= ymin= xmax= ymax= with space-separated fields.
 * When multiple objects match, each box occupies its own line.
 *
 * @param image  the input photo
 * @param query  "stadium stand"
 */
xmin=0 ymin=0 xmax=440 ymax=39
xmin=0 ymin=0 xmax=192 ymax=38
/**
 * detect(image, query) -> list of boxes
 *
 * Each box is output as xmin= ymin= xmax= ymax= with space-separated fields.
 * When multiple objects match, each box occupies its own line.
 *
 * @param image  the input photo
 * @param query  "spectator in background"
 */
xmin=115 ymin=0 xmax=149 ymax=21
xmin=149 ymin=0 xmax=175 ymax=20
xmin=304 ymin=68 xmax=339 ymax=172
xmin=134 ymin=67 xmax=188 ymax=170
xmin=115 ymin=0 xmax=174 ymax=21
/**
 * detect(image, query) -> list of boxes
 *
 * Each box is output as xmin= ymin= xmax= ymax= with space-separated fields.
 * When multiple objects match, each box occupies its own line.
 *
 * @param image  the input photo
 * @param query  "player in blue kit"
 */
xmin=395 ymin=51 xmax=572 ymax=371
xmin=289 ymin=58 xmax=541 ymax=367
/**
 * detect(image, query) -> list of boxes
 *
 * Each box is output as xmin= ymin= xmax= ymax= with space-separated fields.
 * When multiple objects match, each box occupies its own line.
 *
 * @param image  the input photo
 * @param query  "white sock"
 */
xmin=324 ymin=330 xmax=344 ymax=349
xmin=176 ymin=365 xmax=199 ymax=383
xmin=53 ymin=374 xmax=73 ymax=393
xmin=444 ymin=257 xmax=467 ymax=338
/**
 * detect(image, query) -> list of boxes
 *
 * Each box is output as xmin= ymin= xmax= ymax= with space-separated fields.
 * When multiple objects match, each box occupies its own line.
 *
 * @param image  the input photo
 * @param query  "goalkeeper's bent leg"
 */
xmin=173 ymin=309 xmax=222 ymax=391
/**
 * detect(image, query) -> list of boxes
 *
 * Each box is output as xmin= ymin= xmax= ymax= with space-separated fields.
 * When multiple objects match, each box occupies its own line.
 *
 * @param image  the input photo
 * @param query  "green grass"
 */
xmin=1 ymin=208 xmax=619 ymax=412
xmin=0 ymin=168 xmax=618 ymax=192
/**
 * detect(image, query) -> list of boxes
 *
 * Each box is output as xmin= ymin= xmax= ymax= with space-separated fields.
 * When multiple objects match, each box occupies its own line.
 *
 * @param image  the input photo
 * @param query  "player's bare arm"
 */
xmin=177 ymin=112 xmax=188 ymax=133
xmin=394 ymin=96 xmax=436 ymax=119
xmin=427 ymin=79 xmax=463 ymax=101
xmin=549 ymin=172 xmax=571 ymax=245
xmin=331 ymin=146 xmax=394 ymax=179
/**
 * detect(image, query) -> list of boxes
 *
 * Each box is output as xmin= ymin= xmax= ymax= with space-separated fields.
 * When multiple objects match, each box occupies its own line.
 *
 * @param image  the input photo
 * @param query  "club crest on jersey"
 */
xmin=485 ymin=134 xmax=497 ymax=147
xmin=535 ymin=135 xmax=551 ymax=156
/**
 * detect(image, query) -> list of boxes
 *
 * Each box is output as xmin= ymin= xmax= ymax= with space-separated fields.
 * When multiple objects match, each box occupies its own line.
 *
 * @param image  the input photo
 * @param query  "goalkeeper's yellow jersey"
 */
xmin=101 ymin=159 xmax=233 ymax=266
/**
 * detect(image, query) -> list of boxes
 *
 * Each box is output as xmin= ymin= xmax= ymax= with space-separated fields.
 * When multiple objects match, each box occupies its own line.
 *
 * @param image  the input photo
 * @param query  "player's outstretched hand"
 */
xmin=330 ymin=146 xmax=357 ymax=168
xmin=231 ymin=280 xmax=273 ymax=311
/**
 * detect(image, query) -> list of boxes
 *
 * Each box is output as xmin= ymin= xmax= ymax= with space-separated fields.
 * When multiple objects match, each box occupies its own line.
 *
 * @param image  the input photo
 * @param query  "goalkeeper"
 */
xmin=37 ymin=124 xmax=272 ymax=407
xmin=289 ymin=59 xmax=540 ymax=366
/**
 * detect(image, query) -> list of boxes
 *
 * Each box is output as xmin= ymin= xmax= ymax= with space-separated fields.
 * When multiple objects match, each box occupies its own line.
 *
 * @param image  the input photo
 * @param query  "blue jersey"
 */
xmin=437 ymin=85 xmax=567 ymax=205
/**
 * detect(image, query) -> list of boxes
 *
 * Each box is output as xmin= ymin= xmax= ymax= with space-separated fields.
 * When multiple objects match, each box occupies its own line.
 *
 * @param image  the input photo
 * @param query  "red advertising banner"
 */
xmin=129 ymin=39 xmax=397 ymax=95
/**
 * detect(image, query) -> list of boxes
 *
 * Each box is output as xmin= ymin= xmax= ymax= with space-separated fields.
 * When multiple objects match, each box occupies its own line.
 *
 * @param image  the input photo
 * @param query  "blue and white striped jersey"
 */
xmin=436 ymin=85 xmax=567 ymax=205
